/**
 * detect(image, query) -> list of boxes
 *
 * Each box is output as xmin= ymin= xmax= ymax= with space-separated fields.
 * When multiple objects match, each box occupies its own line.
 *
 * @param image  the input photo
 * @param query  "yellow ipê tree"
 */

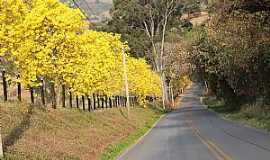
xmin=0 ymin=0 xmax=162 ymax=156
xmin=0 ymin=0 xmax=161 ymax=103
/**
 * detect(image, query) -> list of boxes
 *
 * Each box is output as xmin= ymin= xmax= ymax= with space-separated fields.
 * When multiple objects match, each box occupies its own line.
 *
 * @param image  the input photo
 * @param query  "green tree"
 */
xmin=106 ymin=0 xmax=183 ymax=108
xmin=186 ymin=0 xmax=270 ymax=106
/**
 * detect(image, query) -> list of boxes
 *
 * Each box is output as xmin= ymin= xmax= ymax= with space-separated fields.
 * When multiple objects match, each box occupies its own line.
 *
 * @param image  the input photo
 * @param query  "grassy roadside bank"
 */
xmin=0 ymin=101 xmax=164 ymax=160
xmin=101 ymin=104 xmax=165 ymax=160
xmin=203 ymin=97 xmax=270 ymax=132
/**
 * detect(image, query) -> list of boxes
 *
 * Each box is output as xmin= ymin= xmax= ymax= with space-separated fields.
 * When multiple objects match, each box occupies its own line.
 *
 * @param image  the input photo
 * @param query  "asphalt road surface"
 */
xmin=118 ymin=84 xmax=270 ymax=160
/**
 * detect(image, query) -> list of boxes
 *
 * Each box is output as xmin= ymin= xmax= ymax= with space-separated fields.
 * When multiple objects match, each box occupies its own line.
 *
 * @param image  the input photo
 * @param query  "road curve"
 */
xmin=118 ymin=84 xmax=270 ymax=160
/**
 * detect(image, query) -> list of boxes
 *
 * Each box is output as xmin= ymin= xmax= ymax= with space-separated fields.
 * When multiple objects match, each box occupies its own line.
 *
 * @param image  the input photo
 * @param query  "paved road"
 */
xmin=118 ymin=84 xmax=270 ymax=160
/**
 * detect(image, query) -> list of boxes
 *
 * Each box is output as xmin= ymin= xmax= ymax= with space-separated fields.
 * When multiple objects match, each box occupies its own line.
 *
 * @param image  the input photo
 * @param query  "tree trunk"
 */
xmin=204 ymin=81 xmax=209 ymax=95
xmin=170 ymin=85 xmax=175 ymax=108
xmin=161 ymin=74 xmax=166 ymax=109
xmin=159 ymin=11 xmax=169 ymax=110
xmin=160 ymin=72 xmax=169 ymax=109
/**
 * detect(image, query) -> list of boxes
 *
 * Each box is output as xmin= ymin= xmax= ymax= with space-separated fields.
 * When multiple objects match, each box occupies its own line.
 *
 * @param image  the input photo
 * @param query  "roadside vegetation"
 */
xmin=101 ymin=103 xmax=165 ymax=160
xmin=1 ymin=101 xmax=164 ymax=160
xmin=183 ymin=0 xmax=270 ymax=131
xmin=204 ymin=97 xmax=270 ymax=132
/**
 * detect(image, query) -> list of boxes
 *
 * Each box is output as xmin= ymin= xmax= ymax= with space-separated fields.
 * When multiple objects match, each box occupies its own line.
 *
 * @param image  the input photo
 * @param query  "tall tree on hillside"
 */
xmin=107 ymin=0 xmax=183 ymax=108
xmin=105 ymin=0 xmax=149 ymax=58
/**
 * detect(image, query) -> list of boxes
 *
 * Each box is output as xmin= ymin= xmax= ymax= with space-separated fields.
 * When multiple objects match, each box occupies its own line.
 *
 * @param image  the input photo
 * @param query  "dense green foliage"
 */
xmin=186 ymin=0 xmax=270 ymax=107
xmin=104 ymin=0 xmax=183 ymax=58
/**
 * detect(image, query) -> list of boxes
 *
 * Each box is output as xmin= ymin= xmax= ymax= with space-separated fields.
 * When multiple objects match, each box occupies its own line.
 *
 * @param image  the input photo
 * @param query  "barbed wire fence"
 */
xmin=0 ymin=70 xmax=138 ymax=111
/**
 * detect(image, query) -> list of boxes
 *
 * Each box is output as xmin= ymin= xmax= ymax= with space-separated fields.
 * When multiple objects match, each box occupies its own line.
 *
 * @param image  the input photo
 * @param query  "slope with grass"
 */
xmin=0 ymin=101 xmax=164 ymax=160
xmin=204 ymin=97 xmax=270 ymax=132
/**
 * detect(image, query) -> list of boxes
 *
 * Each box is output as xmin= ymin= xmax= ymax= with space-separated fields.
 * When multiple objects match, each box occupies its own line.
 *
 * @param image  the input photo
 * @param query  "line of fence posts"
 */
xmin=1 ymin=71 xmax=138 ymax=111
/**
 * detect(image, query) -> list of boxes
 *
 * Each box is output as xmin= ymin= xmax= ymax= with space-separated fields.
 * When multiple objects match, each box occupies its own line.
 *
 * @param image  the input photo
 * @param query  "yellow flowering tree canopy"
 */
xmin=0 ymin=0 xmax=27 ymax=56
xmin=0 ymin=0 xmax=161 ymax=99
xmin=127 ymin=58 xmax=161 ymax=97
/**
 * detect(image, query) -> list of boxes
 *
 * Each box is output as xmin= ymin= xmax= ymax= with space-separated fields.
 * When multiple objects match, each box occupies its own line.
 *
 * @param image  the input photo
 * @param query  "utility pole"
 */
xmin=122 ymin=48 xmax=130 ymax=118
xmin=0 ymin=122 xmax=3 ymax=158
xmin=0 ymin=69 xmax=4 ymax=158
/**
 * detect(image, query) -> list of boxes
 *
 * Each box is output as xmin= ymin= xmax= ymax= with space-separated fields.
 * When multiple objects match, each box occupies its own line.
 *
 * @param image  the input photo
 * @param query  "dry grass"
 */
xmin=0 ymin=101 xmax=163 ymax=160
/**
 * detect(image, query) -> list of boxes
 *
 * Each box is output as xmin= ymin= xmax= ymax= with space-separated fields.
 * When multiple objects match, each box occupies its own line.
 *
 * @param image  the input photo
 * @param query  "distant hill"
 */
xmin=62 ymin=0 xmax=113 ymax=22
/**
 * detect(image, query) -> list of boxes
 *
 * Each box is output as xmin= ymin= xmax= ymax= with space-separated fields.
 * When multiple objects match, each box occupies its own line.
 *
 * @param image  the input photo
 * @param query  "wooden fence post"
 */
xmin=115 ymin=97 xmax=117 ymax=107
xmin=115 ymin=96 xmax=117 ymax=107
xmin=124 ymin=97 xmax=127 ymax=107
xmin=109 ymin=97 xmax=112 ymax=108
xmin=62 ymin=85 xmax=66 ymax=108
xmin=93 ymin=93 xmax=96 ymax=110
xmin=101 ymin=96 xmax=104 ymax=109
xmin=76 ymin=96 xmax=79 ymax=109
xmin=112 ymin=96 xmax=115 ymax=107
xmin=30 ymin=87 xmax=34 ymax=104
xmin=69 ymin=91 xmax=73 ymax=108
xmin=41 ymin=79 xmax=46 ymax=106
xmin=120 ymin=96 xmax=122 ymax=107
xmin=87 ymin=96 xmax=91 ymax=111
xmin=124 ymin=97 xmax=126 ymax=107
xmin=133 ymin=97 xmax=135 ymax=106
xmin=129 ymin=97 xmax=133 ymax=107
xmin=105 ymin=95 xmax=108 ymax=108
xmin=17 ymin=75 xmax=21 ymax=101
xmin=51 ymin=83 xmax=56 ymax=109
xmin=119 ymin=96 xmax=122 ymax=107
xmin=114 ymin=96 xmax=117 ymax=107
xmin=123 ymin=96 xmax=126 ymax=107
xmin=117 ymin=96 xmax=119 ymax=107
xmin=97 ymin=94 xmax=100 ymax=109
xmin=2 ymin=70 xmax=7 ymax=101
xmin=82 ymin=95 xmax=85 ymax=111
xmin=122 ymin=96 xmax=125 ymax=107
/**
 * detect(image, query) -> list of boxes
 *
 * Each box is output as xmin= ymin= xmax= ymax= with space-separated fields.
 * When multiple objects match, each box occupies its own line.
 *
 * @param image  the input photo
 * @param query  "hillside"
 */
xmin=1 ymin=101 xmax=163 ymax=160
xmin=62 ymin=0 xmax=113 ymax=22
